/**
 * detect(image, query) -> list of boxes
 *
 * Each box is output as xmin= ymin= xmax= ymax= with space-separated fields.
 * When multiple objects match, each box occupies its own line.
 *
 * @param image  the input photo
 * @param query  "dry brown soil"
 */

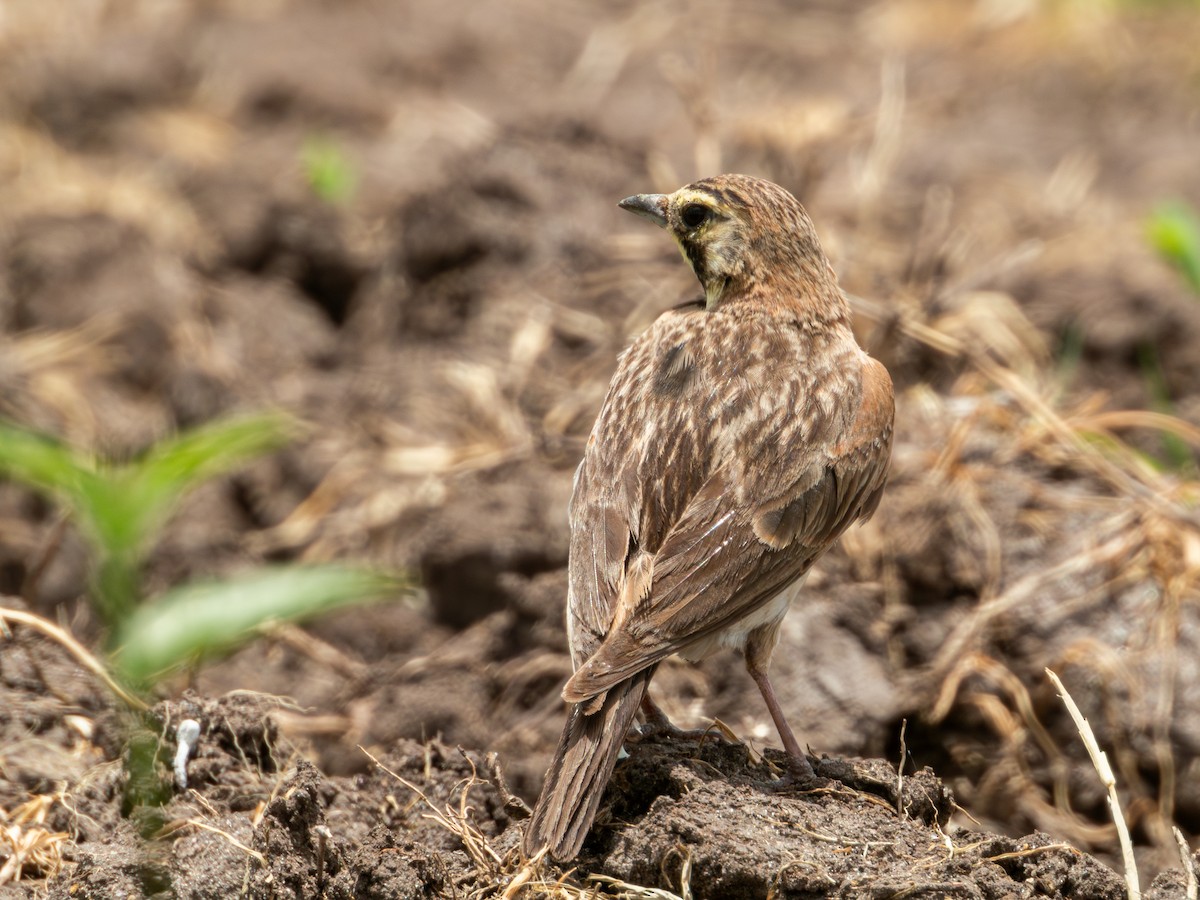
xmin=2 ymin=1 xmax=1200 ymax=897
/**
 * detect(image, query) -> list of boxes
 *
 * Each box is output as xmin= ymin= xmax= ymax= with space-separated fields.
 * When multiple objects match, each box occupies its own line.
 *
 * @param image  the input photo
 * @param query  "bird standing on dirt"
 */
xmin=523 ymin=174 xmax=894 ymax=862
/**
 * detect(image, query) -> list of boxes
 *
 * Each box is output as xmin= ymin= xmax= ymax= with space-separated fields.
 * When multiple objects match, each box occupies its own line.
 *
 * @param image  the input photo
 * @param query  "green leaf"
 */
xmin=0 ymin=413 xmax=298 ymax=629
xmin=0 ymin=422 xmax=94 ymax=500
xmin=137 ymin=412 xmax=298 ymax=496
xmin=0 ymin=413 xmax=295 ymax=555
xmin=302 ymin=136 xmax=357 ymax=205
xmin=1147 ymin=201 xmax=1200 ymax=296
xmin=113 ymin=565 xmax=405 ymax=686
xmin=96 ymin=412 xmax=298 ymax=554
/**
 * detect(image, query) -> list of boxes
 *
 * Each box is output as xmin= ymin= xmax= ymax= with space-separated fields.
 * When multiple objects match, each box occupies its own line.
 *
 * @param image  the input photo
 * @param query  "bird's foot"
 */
xmin=629 ymin=693 xmax=737 ymax=747
xmin=765 ymin=752 xmax=825 ymax=791
xmin=629 ymin=712 xmax=740 ymax=749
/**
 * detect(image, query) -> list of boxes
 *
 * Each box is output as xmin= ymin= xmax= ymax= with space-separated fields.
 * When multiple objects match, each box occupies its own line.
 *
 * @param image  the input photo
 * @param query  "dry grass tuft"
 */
xmin=0 ymin=794 xmax=69 ymax=886
xmin=363 ymin=745 xmax=514 ymax=896
xmin=848 ymin=277 xmax=1200 ymax=871
xmin=362 ymin=744 xmax=684 ymax=898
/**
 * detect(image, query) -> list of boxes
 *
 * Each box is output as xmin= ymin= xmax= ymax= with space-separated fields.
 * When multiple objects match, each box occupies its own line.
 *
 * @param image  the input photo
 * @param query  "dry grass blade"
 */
xmin=360 ymin=745 xmax=504 ymax=876
xmin=846 ymin=291 xmax=1200 ymax=528
xmin=927 ymin=521 xmax=1138 ymax=712
xmin=1072 ymin=410 xmax=1200 ymax=449
xmin=1175 ymin=826 xmax=1198 ymax=900
xmin=981 ymin=842 xmax=1076 ymax=862
xmin=155 ymin=819 xmax=266 ymax=866
xmin=855 ymin=56 xmax=906 ymax=210
xmin=0 ymin=795 xmax=69 ymax=886
xmin=966 ymin=354 xmax=1191 ymax=525
xmin=1046 ymin=668 xmax=1140 ymax=900
xmin=500 ymin=847 xmax=548 ymax=900
xmin=0 ymin=603 xmax=148 ymax=711
xmin=587 ymin=874 xmax=686 ymax=900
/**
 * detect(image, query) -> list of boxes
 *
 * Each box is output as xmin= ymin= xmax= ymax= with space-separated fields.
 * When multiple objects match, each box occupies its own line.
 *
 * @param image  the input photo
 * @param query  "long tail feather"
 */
xmin=522 ymin=668 xmax=654 ymax=861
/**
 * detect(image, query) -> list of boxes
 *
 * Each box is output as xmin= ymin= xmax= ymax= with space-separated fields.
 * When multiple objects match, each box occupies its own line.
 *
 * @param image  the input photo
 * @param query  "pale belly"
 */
xmin=676 ymin=573 xmax=809 ymax=663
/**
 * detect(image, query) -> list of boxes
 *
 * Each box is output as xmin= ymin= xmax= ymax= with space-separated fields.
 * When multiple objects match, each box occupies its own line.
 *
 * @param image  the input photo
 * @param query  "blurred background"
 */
xmin=2 ymin=0 xmax=1199 ymax=885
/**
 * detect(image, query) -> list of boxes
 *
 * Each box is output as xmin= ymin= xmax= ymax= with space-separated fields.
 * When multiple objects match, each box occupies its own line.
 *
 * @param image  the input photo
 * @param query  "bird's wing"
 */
xmin=563 ymin=354 xmax=893 ymax=703
xmin=564 ymin=459 xmax=635 ymax=666
xmin=749 ymin=356 xmax=893 ymax=550
xmin=564 ymin=302 xmax=710 ymax=666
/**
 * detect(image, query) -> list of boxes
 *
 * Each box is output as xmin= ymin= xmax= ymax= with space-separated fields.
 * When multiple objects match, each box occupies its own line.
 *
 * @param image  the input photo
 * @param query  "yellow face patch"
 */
xmin=665 ymin=190 xmax=743 ymax=308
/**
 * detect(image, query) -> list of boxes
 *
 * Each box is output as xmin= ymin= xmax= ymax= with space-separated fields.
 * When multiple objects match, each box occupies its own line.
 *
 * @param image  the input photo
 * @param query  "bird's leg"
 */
xmin=745 ymin=631 xmax=816 ymax=781
xmin=639 ymin=692 xmax=677 ymax=730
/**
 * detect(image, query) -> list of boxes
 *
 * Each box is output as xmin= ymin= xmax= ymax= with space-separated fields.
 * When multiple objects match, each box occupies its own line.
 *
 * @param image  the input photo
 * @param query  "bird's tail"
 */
xmin=523 ymin=668 xmax=654 ymax=861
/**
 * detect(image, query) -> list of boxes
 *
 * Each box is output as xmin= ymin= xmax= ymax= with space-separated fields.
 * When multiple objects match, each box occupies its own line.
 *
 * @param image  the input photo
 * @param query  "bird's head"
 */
xmin=618 ymin=174 xmax=838 ymax=313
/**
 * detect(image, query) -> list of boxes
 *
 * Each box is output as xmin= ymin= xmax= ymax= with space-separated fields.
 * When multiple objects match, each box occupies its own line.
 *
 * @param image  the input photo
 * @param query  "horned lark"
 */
xmin=524 ymin=174 xmax=894 ymax=862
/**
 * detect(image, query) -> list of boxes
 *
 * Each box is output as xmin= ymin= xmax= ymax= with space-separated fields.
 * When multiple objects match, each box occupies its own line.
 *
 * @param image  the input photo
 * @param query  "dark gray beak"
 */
xmin=618 ymin=193 xmax=669 ymax=228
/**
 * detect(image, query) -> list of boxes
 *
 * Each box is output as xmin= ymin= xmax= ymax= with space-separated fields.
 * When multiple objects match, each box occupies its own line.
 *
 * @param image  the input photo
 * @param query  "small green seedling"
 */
xmin=302 ymin=135 xmax=357 ymax=205
xmin=0 ymin=413 xmax=399 ymax=688
xmin=0 ymin=412 xmax=403 ymax=850
xmin=1142 ymin=202 xmax=1200 ymax=471
xmin=1147 ymin=201 xmax=1200 ymax=296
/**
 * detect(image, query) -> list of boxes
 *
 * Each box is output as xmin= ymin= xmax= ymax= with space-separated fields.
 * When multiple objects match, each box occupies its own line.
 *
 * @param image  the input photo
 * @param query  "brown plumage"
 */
xmin=523 ymin=174 xmax=894 ymax=862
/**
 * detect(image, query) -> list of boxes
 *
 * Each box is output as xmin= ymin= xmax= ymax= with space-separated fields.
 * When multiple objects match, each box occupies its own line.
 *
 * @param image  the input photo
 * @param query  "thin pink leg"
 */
xmin=745 ymin=653 xmax=816 ymax=780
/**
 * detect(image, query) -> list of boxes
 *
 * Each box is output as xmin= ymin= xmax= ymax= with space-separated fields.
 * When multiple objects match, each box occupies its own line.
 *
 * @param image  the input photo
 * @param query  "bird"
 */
xmin=522 ymin=174 xmax=894 ymax=862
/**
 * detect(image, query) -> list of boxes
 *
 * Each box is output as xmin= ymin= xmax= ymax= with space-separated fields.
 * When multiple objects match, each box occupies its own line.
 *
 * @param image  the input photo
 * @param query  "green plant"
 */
xmin=1141 ymin=202 xmax=1199 ymax=471
xmin=0 ymin=413 xmax=399 ymax=689
xmin=0 ymin=413 xmax=293 ymax=628
xmin=302 ymin=135 xmax=357 ymax=205
xmin=1147 ymin=200 xmax=1200 ymax=296
xmin=114 ymin=565 xmax=399 ymax=686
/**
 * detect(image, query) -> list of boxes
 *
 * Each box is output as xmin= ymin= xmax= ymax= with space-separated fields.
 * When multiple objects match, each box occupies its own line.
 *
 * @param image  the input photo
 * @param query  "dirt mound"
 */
xmin=0 ymin=662 xmax=1169 ymax=899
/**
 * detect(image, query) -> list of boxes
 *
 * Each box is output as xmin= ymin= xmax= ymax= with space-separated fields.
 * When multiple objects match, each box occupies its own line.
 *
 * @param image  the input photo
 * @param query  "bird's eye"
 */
xmin=680 ymin=203 xmax=709 ymax=229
